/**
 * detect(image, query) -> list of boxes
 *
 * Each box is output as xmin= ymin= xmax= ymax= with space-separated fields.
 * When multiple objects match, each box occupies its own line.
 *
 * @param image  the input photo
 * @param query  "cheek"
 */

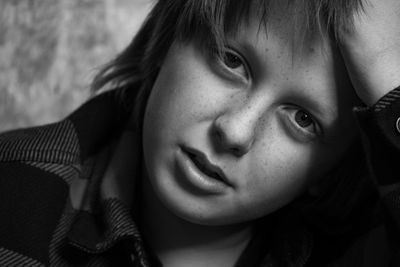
xmin=240 ymin=138 xmax=318 ymax=216
xmin=145 ymin=80 xmax=234 ymax=149
xmin=142 ymin=57 xmax=226 ymax=180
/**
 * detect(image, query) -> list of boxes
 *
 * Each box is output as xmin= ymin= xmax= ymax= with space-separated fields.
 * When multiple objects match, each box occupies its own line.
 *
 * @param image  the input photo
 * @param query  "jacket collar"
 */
xmin=63 ymin=89 xmax=148 ymax=259
xmin=66 ymin=130 xmax=146 ymax=256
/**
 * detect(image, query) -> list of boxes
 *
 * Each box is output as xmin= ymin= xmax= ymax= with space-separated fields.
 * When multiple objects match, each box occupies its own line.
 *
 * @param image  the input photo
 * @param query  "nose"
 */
xmin=212 ymin=103 xmax=262 ymax=157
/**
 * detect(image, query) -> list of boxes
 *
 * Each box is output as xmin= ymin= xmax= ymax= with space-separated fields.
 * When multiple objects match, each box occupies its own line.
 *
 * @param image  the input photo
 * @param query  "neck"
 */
xmin=138 ymin=173 xmax=253 ymax=267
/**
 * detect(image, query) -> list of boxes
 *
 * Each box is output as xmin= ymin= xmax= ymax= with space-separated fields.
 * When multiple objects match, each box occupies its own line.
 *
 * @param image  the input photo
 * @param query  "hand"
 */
xmin=338 ymin=0 xmax=400 ymax=106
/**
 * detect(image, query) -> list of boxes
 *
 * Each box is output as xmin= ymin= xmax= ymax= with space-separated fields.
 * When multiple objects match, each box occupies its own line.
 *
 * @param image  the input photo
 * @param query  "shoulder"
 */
xmin=0 ymin=118 xmax=81 ymax=213
xmin=0 ymin=119 xmax=80 ymax=164
xmin=0 ymin=87 xmax=135 ymax=265
xmin=0 ymin=117 xmax=82 ymax=194
xmin=0 ymin=121 xmax=78 ymax=266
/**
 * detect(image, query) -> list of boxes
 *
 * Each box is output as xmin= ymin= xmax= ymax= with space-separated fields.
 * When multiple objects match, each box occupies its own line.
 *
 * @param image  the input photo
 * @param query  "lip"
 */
xmin=183 ymin=146 xmax=232 ymax=186
xmin=177 ymin=146 xmax=232 ymax=194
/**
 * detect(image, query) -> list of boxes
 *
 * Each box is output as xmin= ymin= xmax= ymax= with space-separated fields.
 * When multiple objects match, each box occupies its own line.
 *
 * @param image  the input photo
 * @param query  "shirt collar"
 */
xmin=67 ymin=198 xmax=144 ymax=254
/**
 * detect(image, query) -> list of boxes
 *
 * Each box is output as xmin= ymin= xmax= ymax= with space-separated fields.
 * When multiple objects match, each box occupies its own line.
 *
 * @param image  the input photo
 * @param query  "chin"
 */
xmin=154 ymin=185 xmax=261 ymax=227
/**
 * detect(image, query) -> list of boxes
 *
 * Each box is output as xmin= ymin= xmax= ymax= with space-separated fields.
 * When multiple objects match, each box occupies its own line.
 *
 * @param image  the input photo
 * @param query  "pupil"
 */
xmin=225 ymin=52 xmax=241 ymax=68
xmin=295 ymin=111 xmax=312 ymax=127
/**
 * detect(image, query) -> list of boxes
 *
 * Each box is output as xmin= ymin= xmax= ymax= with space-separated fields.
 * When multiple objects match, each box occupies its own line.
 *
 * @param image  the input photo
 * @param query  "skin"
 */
xmin=139 ymin=9 xmax=362 ymax=267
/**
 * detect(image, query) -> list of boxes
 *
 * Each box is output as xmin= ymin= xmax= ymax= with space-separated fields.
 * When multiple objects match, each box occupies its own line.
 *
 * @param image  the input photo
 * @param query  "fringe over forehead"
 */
xmin=173 ymin=0 xmax=365 ymax=52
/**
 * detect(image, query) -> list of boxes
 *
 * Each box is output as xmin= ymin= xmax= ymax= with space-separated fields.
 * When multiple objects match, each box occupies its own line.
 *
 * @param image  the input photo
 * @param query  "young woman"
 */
xmin=0 ymin=0 xmax=399 ymax=266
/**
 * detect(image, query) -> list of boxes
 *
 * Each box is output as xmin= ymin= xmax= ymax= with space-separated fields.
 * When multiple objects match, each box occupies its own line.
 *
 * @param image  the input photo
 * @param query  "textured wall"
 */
xmin=0 ymin=0 xmax=152 ymax=131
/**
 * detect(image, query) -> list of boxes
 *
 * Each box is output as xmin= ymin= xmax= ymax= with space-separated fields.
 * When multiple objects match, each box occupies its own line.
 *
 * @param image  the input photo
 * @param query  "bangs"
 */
xmin=172 ymin=0 xmax=365 ymax=52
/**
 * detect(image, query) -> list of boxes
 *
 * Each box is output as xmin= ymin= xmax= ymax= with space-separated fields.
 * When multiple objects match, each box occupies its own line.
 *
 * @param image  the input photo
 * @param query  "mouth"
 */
xmin=183 ymin=146 xmax=231 ymax=186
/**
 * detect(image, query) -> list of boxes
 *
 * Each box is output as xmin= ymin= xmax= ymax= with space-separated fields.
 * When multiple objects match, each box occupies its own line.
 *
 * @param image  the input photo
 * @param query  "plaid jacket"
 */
xmin=0 ymin=87 xmax=400 ymax=267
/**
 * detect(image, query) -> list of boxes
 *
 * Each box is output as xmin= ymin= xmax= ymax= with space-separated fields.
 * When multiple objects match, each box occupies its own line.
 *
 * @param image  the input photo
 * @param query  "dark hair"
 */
xmin=92 ymin=0 xmax=376 ymax=245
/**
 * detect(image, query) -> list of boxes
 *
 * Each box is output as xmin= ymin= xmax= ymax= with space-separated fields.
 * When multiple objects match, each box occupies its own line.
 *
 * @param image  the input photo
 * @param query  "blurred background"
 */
xmin=0 ymin=0 xmax=152 ymax=132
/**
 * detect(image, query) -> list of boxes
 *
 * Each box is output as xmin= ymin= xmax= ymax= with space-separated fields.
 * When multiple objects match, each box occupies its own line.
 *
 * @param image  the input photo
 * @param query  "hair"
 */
xmin=91 ymin=0 xmax=377 ymax=250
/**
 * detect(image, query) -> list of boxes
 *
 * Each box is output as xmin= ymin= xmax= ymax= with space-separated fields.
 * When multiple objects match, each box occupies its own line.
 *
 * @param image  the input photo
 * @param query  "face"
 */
xmin=142 ymin=12 xmax=359 ymax=226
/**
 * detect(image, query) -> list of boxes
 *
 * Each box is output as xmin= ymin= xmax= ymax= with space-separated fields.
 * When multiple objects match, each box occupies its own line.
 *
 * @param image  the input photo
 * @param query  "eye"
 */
xmin=219 ymin=48 xmax=250 ymax=82
xmin=281 ymin=107 xmax=322 ymax=142
xmin=223 ymin=51 xmax=243 ymax=69
xmin=291 ymin=109 xmax=319 ymax=135
xmin=294 ymin=110 xmax=314 ymax=128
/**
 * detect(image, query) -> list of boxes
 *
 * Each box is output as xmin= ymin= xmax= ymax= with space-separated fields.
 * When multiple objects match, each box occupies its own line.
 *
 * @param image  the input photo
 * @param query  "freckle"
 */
xmin=265 ymin=48 xmax=269 ymax=52
xmin=309 ymin=48 xmax=315 ymax=53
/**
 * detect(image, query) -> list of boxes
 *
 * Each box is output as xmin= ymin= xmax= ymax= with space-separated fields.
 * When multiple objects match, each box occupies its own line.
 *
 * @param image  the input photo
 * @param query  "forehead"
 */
xmin=233 ymin=1 xmax=329 ymax=58
xmin=177 ymin=1 xmax=319 ymax=53
xmin=175 ymin=0 xmax=363 ymax=56
xmin=230 ymin=6 xmax=335 ymax=78
xmin=223 ymin=0 xmax=327 ymax=48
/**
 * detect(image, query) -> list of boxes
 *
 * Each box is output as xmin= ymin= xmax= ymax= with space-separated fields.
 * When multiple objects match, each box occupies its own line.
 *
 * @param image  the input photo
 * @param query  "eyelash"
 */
xmin=215 ymin=47 xmax=250 ymax=83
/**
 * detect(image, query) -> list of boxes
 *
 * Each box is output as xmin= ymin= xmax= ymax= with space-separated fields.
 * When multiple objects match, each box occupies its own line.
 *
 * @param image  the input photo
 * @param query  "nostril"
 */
xmin=214 ymin=127 xmax=223 ymax=142
xmin=230 ymin=146 xmax=247 ymax=157
xmin=212 ymin=116 xmax=253 ymax=156
xmin=212 ymin=124 xmax=246 ymax=156
xmin=230 ymin=147 xmax=241 ymax=154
